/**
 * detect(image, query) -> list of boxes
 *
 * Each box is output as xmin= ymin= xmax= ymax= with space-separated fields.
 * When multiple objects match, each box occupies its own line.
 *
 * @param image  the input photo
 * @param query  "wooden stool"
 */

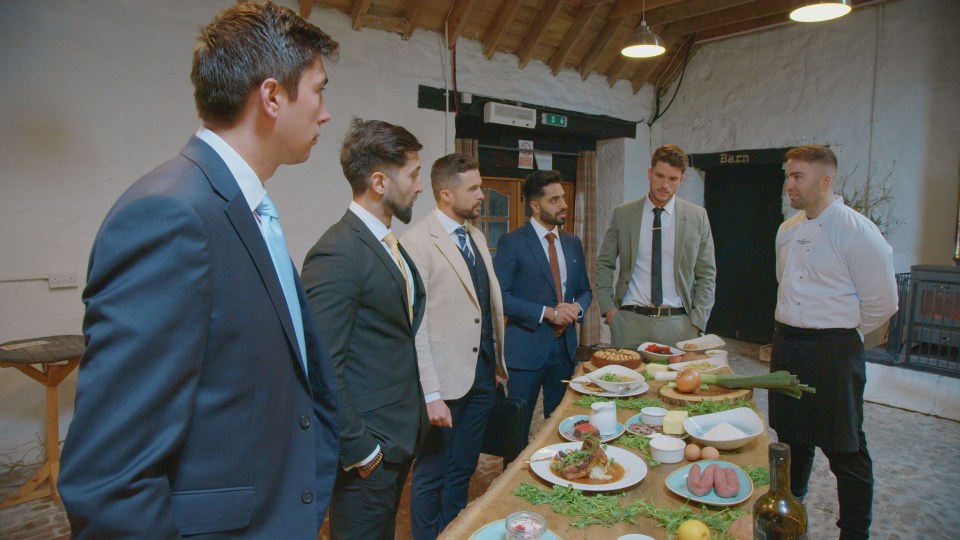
xmin=0 ymin=335 xmax=83 ymax=508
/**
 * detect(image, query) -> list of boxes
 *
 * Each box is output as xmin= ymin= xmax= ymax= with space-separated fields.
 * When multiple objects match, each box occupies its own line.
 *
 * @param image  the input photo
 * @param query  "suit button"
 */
xmin=472 ymin=347 xmax=479 ymax=353
xmin=301 ymin=491 xmax=314 ymax=504
xmin=475 ymin=318 xmax=480 ymax=324
xmin=300 ymin=415 xmax=311 ymax=429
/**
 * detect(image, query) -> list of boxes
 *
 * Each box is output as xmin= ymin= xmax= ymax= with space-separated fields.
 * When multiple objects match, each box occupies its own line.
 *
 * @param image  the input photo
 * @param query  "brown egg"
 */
xmin=684 ymin=443 xmax=701 ymax=461
xmin=701 ymin=446 xmax=720 ymax=460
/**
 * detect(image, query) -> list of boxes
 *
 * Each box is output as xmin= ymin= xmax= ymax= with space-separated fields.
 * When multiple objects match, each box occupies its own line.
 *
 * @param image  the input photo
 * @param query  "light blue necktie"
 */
xmin=455 ymin=226 xmax=475 ymax=266
xmin=257 ymin=194 xmax=307 ymax=374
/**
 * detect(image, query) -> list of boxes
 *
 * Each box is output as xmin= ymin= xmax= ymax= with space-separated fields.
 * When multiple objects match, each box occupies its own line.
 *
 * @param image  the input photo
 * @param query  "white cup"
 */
xmin=590 ymin=401 xmax=617 ymax=435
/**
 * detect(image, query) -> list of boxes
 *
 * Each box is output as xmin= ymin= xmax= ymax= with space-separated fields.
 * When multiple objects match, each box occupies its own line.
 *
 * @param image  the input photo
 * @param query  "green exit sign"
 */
xmin=542 ymin=113 xmax=567 ymax=127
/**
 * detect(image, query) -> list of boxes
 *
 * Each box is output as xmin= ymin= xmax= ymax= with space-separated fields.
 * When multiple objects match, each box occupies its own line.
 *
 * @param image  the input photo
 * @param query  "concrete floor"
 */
xmin=2 ymin=339 xmax=958 ymax=539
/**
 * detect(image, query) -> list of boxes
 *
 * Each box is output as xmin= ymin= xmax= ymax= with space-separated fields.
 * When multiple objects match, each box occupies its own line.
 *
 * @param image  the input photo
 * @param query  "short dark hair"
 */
xmin=431 ymin=154 xmax=479 ymax=201
xmin=340 ymin=118 xmax=423 ymax=196
xmin=651 ymin=144 xmax=689 ymax=172
xmin=191 ymin=1 xmax=339 ymax=128
xmin=786 ymin=145 xmax=838 ymax=169
xmin=522 ymin=170 xmax=563 ymax=204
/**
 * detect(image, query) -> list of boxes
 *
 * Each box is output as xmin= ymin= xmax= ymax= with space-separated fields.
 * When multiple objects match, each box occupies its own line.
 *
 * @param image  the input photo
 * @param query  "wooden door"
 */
xmin=477 ymin=177 xmax=575 ymax=255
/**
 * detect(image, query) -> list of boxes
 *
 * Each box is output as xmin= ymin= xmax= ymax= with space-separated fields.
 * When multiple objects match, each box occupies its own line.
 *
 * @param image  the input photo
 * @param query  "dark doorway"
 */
xmin=702 ymin=163 xmax=784 ymax=343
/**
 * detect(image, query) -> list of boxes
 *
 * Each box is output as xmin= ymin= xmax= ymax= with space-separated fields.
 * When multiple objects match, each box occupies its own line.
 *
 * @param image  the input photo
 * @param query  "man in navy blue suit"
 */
xmin=59 ymin=4 xmax=340 ymax=538
xmin=494 ymin=170 xmax=593 ymax=430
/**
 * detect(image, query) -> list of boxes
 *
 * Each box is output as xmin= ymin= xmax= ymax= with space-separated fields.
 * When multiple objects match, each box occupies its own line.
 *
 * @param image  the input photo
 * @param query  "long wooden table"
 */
xmin=441 ymin=367 xmax=767 ymax=539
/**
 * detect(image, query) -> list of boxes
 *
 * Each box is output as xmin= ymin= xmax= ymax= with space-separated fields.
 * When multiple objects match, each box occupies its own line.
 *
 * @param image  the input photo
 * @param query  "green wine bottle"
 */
xmin=753 ymin=442 xmax=808 ymax=539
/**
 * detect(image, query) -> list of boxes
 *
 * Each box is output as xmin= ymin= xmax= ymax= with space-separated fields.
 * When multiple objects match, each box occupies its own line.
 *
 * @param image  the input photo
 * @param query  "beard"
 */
xmin=539 ymin=208 xmax=566 ymax=227
xmin=386 ymin=188 xmax=415 ymax=224
xmin=453 ymin=200 xmax=482 ymax=221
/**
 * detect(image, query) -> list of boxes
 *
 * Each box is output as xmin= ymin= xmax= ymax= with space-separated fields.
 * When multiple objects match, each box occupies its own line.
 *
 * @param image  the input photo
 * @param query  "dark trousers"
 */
xmin=329 ymin=458 xmax=412 ymax=540
xmin=410 ymin=352 xmax=496 ymax=540
xmin=780 ymin=434 xmax=873 ymax=540
xmin=507 ymin=336 xmax=572 ymax=432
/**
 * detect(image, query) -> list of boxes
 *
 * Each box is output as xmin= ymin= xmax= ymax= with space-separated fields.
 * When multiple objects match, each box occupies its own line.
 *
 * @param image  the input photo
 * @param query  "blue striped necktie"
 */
xmin=455 ymin=226 xmax=475 ymax=266
xmin=257 ymin=194 xmax=307 ymax=374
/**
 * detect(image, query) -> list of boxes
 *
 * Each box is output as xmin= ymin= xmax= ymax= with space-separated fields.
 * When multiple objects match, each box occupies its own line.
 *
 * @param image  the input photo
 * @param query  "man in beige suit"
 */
xmin=402 ymin=154 xmax=507 ymax=539
xmin=596 ymin=144 xmax=716 ymax=348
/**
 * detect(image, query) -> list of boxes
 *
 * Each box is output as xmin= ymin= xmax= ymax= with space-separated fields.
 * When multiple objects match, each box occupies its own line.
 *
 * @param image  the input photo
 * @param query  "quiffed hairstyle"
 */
xmin=431 ymin=153 xmax=480 ymax=201
xmin=785 ymin=145 xmax=838 ymax=169
xmin=192 ymin=1 xmax=339 ymax=128
xmin=651 ymin=144 xmax=689 ymax=172
xmin=340 ymin=118 xmax=423 ymax=196
xmin=522 ymin=170 xmax=563 ymax=204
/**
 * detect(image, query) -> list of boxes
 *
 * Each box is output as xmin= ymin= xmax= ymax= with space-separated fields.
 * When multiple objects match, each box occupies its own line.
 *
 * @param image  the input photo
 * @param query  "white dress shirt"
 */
xmin=529 ymin=218 xmax=582 ymax=321
xmin=775 ymin=196 xmax=898 ymax=337
xmin=196 ymin=128 xmax=264 ymax=215
xmin=623 ymin=195 xmax=683 ymax=308
xmin=436 ymin=208 xmax=475 ymax=260
xmin=345 ymin=201 xmax=417 ymax=469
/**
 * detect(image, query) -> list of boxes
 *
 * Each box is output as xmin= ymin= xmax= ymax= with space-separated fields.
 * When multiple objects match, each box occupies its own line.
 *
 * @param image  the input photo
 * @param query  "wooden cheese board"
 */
xmin=659 ymin=384 xmax=752 ymax=406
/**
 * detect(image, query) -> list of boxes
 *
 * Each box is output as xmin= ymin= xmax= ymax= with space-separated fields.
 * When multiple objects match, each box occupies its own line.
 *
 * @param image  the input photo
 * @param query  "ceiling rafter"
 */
xmin=694 ymin=13 xmax=791 ymax=43
xmin=578 ymin=15 xmax=631 ymax=80
xmin=350 ymin=0 xmax=372 ymax=30
xmin=401 ymin=0 xmax=425 ymax=40
xmin=645 ymin=0 xmax=757 ymax=26
xmin=482 ymin=0 xmax=524 ymax=59
xmin=516 ymin=0 xmax=566 ymax=69
xmin=667 ymin=0 xmax=799 ymax=36
xmin=608 ymin=0 xmax=688 ymax=20
xmin=448 ymin=0 xmax=481 ymax=49
xmin=299 ymin=0 xmax=312 ymax=19
xmin=548 ymin=3 xmax=601 ymax=75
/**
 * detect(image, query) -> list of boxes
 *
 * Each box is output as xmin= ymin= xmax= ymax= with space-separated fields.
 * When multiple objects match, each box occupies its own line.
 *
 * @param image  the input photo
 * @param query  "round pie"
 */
xmin=591 ymin=348 xmax=643 ymax=370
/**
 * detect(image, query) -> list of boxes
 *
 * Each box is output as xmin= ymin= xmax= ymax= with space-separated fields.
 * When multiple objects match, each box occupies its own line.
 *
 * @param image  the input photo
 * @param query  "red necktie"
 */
xmin=546 ymin=233 xmax=564 ymax=335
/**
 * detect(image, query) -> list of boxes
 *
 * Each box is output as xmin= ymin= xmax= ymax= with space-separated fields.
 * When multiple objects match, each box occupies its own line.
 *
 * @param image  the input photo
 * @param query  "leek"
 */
xmin=700 ymin=370 xmax=815 ymax=399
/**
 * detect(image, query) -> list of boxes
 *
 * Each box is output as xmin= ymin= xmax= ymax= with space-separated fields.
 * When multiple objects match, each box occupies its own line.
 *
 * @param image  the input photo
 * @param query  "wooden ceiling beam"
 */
xmin=299 ymin=0 xmax=312 ymax=19
xmin=608 ymin=0 xmax=687 ymax=20
xmin=350 ymin=0 xmax=372 ymax=30
xmin=645 ymin=0 xmax=756 ymax=26
xmin=402 ymin=0 xmax=425 ymax=41
xmin=667 ymin=0 xmax=799 ymax=36
xmin=358 ymin=13 xmax=409 ymax=35
xmin=448 ymin=0 xmax=481 ymax=49
xmin=577 ymin=16 xmax=630 ymax=80
xmin=694 ymin=13 xmax=790 ymax=43
xmin=548 ymin=3 xmax=601 ymax=75
xmin=483 ymin=0 xmax=524 ymax=59
xmin=517 ymin=0 xmax=566 ymax=69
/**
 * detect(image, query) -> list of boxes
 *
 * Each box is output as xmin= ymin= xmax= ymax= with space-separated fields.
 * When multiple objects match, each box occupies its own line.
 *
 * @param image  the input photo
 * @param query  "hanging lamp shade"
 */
xmin=621 ymin=21 xmax=666 ymax=58
xmin=789 ymin=0 xmax=852 ymax=22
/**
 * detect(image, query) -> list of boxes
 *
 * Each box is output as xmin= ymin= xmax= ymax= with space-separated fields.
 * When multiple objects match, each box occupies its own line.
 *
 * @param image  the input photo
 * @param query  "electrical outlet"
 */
xmin=48 ymin=272 xmax=80 ymax=289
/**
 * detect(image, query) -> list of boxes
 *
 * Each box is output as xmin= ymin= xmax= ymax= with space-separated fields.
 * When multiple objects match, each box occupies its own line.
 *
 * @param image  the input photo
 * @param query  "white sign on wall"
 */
xmin=518 ymin=140 xmax=534 ymax=169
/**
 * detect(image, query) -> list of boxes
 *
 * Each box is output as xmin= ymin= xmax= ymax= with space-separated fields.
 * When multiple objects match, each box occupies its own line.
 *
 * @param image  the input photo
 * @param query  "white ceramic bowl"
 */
xmin=640 ymin=406 xmax=667 ymax=425
xmin=586 ymin=364 xmax=645 ymax=394
xmin=649 ymin=436 xmax=686 ymax=463
xmin=684 ymin=407 xmax=765 ymax=450
xmin=676 ymin=333 xmax=726 ymax=352
xmin=637 ymin=342 xmax=684 ymax=363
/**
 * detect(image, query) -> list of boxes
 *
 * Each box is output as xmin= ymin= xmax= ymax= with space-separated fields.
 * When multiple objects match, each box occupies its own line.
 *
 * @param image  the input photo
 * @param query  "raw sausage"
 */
xmin=686 ymin=463 xmax=715 ymax=496
xmin=713 ymin=466 xmax=741 ymax=498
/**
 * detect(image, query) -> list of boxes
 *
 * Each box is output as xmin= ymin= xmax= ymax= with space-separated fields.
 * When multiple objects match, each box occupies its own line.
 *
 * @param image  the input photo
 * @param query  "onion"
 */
xmin=675 ymin=367 xmax=702 ymax=393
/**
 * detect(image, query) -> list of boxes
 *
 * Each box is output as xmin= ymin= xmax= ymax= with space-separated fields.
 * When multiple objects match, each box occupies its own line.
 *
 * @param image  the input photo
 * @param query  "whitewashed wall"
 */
xmin=651 ymin=0 xmax=960 ymax=273
xmin=0 ymin=1 xmax=652 ymax=456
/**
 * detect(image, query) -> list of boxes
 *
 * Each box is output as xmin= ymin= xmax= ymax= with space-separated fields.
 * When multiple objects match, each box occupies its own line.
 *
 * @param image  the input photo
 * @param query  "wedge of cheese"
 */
xmin=662 ymin=410 xmax=688 ymax=435
xmin=646 ymin=363 xmax=669 ymax=376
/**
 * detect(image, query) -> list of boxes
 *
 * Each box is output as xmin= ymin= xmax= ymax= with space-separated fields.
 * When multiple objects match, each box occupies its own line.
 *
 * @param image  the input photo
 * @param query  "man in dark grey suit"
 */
xmin=302 ymin=119 xmax=430 ymax=539
xmin=59 ymin=4 xmax=339 ymax=538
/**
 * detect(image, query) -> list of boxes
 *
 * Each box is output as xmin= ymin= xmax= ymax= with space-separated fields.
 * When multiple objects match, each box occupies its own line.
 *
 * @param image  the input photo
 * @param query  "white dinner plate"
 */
xmin=569 ymin=376 xmax=649 ymax=397
xmin=528 ymin=442 xmax=648 ymax=492
xmin=467 ymin=519 xmax=562 ymax=539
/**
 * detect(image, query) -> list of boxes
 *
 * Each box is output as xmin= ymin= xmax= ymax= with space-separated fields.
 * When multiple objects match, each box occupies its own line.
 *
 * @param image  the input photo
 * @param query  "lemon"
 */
xmin=677 ymin=519 xmax=711 ymax=540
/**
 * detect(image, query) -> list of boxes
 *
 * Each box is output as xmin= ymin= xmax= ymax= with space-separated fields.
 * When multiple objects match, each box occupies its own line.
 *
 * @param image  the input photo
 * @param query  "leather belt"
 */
xmin=620 ymin=305 xmax=686 ymax=317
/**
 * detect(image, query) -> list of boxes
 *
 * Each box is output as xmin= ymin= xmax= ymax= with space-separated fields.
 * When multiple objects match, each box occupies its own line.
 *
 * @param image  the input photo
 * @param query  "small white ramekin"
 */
xmin=640 ymin=406 xmax=667 ymax=425
xmin=649 ymin=436 xmax=686 ymax=463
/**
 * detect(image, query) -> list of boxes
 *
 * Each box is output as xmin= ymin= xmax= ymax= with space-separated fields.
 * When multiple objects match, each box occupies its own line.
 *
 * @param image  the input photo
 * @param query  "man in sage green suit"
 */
xmin=596 ymin=145 xmax=716 ymax=349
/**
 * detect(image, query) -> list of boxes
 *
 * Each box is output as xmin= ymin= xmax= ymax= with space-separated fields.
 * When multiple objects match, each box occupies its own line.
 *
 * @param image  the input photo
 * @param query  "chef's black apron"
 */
xmin=768 ymin=322 xmax=865 ymax=453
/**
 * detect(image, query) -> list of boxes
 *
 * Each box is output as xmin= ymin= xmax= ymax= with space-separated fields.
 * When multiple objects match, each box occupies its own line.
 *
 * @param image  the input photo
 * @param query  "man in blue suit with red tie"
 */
xmin=59 ymin=4 xmax=340 ymax=538
xmin=494 ymin=170 xmax=593 ymax=430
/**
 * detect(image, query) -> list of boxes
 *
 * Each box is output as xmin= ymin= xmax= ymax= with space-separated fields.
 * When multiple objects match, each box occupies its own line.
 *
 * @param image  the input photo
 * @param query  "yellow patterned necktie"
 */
xmin=384 ymin=232 xmax=413 ymax=323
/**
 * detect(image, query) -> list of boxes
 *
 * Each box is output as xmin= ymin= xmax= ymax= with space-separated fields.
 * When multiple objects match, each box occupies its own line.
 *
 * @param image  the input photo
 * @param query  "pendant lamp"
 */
xmin=790 ymin=0 xmax=853 ymax=23
xmin=621 ymin=0 xmax=665 ymax=58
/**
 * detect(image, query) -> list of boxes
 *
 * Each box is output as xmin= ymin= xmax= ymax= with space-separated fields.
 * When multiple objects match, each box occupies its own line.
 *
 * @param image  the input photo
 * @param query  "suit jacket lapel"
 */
xmin=560 ymin=232 xmax=578 ymax=303
xmin=343 ymin=210 xmax=417 ymax=330
xmin=521 ymin=222 xmax=560 ymax=299
xmin=182 ymin=137 xmax=306 ymax=377
xmin=629 ymin=200 xmax=644 ymax=270
xmin=673 ymin=199 xmax=687 ymax=282
xmin=428 ymin=214 xmax=478 ymax=309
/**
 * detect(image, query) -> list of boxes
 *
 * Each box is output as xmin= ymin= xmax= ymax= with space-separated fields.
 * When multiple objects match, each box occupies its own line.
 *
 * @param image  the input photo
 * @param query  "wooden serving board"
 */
xmin=659 ymin=384 xmax=752 ymax=406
